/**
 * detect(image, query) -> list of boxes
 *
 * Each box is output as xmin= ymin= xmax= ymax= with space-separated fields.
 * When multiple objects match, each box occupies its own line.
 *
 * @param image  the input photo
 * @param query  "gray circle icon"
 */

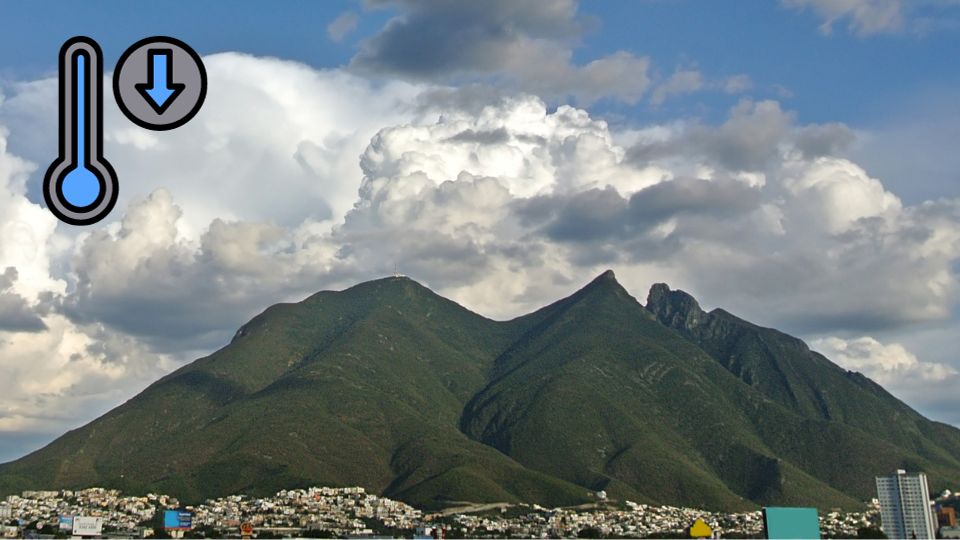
xmin=113 ymin=36 xmax=206 ymax=131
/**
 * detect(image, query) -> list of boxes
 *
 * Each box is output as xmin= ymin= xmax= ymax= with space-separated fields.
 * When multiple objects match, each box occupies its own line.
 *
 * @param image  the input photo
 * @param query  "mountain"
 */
xmin=645 ymin=283 xmax=960 ymax=501
xmin=2 ymin=272 xmax=959 ymax=512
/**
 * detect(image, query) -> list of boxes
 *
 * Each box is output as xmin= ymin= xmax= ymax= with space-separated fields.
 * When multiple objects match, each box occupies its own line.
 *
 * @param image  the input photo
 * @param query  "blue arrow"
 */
xmin=135 ymin=49 xmax=185 ymax=114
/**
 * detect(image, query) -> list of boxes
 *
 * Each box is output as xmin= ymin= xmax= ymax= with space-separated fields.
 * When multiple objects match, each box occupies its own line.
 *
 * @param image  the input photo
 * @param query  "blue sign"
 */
xmin=163 ymin=510 xmax=193 ymax=531
xmin=58 ymin=516 xmax=73 ymax=531
xmin=763 ymin=507 xmax=821 ymax=540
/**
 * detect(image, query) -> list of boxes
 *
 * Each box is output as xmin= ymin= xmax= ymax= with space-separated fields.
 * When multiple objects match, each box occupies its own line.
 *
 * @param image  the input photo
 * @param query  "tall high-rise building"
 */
xmin=875 ymin=470 xmax=938 ymax=539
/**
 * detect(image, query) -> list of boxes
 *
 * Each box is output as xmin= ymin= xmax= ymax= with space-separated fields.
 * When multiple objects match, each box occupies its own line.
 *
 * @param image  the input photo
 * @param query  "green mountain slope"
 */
xmin=2 ymin=272 xmax=959 ymax=512
xmin=461 ymin=272 xmax=857 ymax=510
xmin=646 ymin=283 xmax=960 ymax=498
xmin=0 ymin=278 xmax=588 ymax=510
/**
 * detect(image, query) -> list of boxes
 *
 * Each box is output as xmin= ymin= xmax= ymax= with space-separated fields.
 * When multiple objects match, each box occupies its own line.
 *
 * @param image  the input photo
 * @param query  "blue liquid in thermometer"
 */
xmin=61 ymin=53 xmax=101 ymax=208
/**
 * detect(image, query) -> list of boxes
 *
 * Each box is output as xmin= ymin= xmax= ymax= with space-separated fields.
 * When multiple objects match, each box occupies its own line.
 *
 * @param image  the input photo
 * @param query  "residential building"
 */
xmin=875 ymin=470 xmax=937 ymax=539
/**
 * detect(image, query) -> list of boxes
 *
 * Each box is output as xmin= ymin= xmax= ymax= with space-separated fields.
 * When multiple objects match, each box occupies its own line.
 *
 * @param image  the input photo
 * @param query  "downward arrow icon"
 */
xmin=135 ymin=49 xmax=185 ymax=114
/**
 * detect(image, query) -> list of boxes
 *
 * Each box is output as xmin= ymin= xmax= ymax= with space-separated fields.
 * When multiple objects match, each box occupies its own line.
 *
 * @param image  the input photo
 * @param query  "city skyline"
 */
xmin=0 ymin=484 xmax=890 ymax=538
xmin=0 ymin=0 xmax=959 ymax=468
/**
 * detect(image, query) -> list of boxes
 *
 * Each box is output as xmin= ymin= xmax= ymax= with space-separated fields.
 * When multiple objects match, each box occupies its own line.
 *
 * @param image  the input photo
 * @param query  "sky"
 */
xmin=0 ymin=0 xmax=960 ymax=461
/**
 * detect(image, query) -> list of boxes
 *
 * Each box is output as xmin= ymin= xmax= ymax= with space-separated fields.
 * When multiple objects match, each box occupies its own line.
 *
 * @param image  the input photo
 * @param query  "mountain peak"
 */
xmin=592 ymin=268 xmax=618 ymax=284
xmin=574 ymin=269 xmax=631 ymax=299
xmin=344 ymin=274 xmax=428 ymax=294
xmin=645 ymin=283 xmax=705 ymax=331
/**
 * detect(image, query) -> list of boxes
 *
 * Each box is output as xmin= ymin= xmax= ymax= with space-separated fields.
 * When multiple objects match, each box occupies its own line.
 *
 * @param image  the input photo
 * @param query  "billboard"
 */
xmin=72 ymin=516 xmax=104 ymax=537
xmin=763 ymin=507 xmax=820 ymax=540
xmin=163 ymin=510 xmax=193 ymax=531
xmin=58 ymin=516 xmax=74 ymax=531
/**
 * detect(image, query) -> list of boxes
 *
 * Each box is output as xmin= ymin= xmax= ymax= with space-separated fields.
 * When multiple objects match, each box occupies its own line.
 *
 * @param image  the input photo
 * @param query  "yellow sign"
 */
xmin=689 ymin=518 xmax=712 ymax=538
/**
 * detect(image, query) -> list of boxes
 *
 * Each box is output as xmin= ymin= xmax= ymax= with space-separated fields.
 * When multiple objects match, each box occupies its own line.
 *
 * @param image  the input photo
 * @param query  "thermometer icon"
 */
xmin=43 ymin=37 xmax=118 ymax=226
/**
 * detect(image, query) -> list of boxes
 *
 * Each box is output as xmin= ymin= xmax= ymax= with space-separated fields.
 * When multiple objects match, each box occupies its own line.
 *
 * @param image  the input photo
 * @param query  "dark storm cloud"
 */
xmin=0 ymin=268 xmax=18 ymax=292
xmin=538 ymin=187 xmax=630 ymax=242
xmin=353 ymin=0 xmax=585 ymax=78
xmin=629 ymin=100 xmax=860 ymax=175
xmin=60 ymin=278 xmax=250 ymax=353
xmin=518 ymin=179 xmax=761 ymax=244
xmin=352 ymin=0 xmax=651 ymax=104
xmin=794 ymin=122 xmax=856 ymax=159
xmin=0 ymin=294 xmax=47 ymax=333
xmin=686 ymin=103 xmax=793 ymax=171
xmin=626 ymin=139 xmax=681 ymax=164
xmin=628 ymin=177 xmax=762 ymax=223
xmin=446 ymin=127 xmax=511 ymax=145
xmin=0 ymin=267 xmax=46 ymax=333
xmin=629 ymin=100 xmax=794 ymax=172
xmin=414 ymin=85 xmax=509 ymax=115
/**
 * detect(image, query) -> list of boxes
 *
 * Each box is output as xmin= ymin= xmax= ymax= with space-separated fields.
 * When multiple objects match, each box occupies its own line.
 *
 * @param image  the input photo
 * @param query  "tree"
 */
xmin=855 ymin=526 xmax=887 ymax=539
xmin=578 ymin=527 xmax=603 ymax=538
